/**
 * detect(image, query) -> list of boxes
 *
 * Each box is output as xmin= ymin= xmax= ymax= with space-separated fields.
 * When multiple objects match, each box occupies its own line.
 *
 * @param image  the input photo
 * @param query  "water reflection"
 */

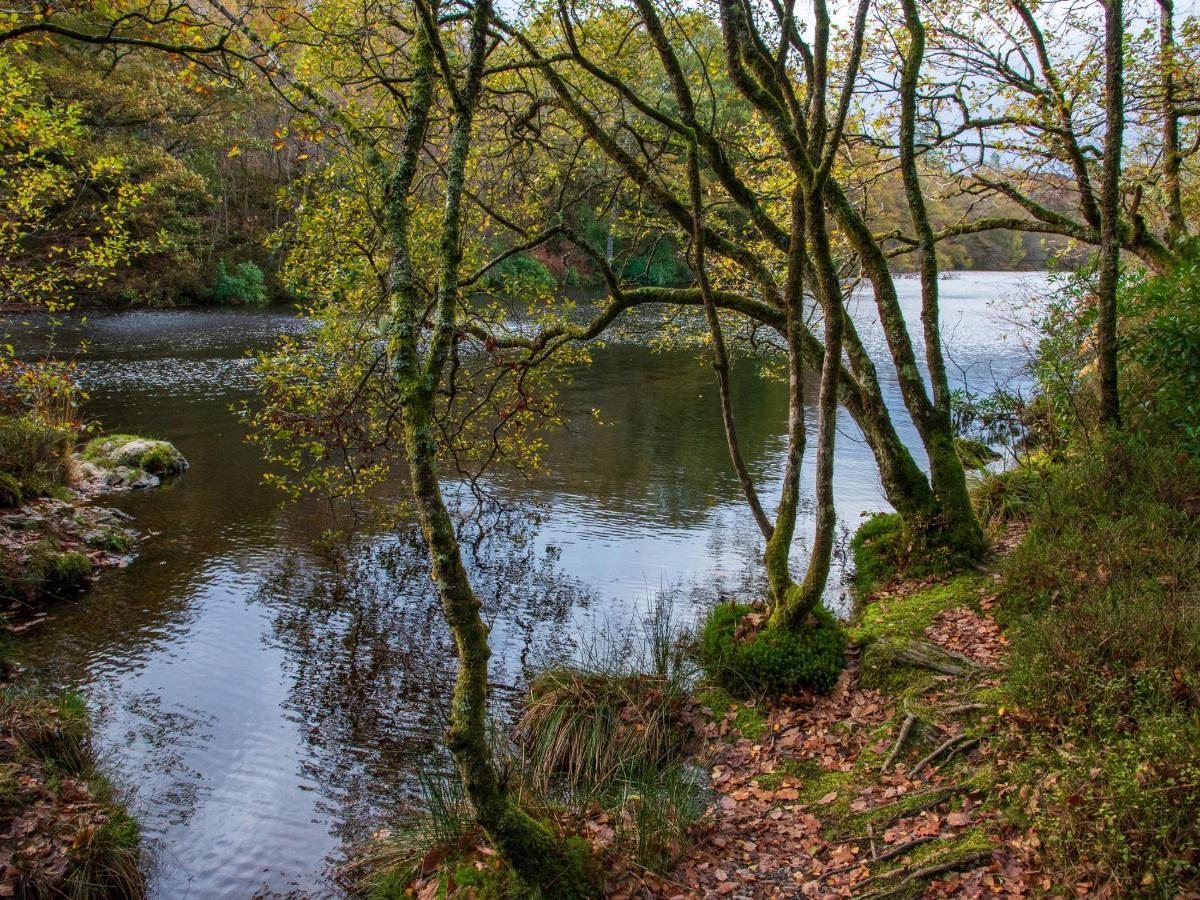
xmin=3 ymin=272 xmax=1047 ymax=897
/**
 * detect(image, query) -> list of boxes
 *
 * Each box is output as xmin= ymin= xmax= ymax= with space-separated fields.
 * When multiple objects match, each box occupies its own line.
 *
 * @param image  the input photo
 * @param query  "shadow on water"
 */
xmin=1 ymin=273 xmax=1046 ymax=896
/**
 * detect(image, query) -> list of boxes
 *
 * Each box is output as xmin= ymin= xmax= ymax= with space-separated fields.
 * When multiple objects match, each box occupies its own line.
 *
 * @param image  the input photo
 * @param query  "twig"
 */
xmin=881 ymin=712 xmax=917 ymax=774
xmin=819 ymin=835 xmax=935 ymax=880
xmin=930 ymin=737 xmax=981 ymax=774
xmin=912 ymin=733 xmax=968 ymax=774
xmin=940 ymin=702 xmax=988 ymax=715
xmin=861 ymin=786 xmax=968 ymax=833
xmin=868 ymin=823 xmax=877 ymax=861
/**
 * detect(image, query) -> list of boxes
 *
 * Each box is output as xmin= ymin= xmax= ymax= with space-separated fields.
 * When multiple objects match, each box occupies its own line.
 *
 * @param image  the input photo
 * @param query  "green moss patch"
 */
xmin=699 ymin=603 xmax=846 ymax=697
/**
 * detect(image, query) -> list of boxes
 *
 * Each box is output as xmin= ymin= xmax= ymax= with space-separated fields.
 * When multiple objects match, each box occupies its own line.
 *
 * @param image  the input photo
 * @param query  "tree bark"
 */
xmin=1159 ymin=0 xmax=1184 ymax=247
xmin=1098 ymin=0 xmax=1124 ymax=430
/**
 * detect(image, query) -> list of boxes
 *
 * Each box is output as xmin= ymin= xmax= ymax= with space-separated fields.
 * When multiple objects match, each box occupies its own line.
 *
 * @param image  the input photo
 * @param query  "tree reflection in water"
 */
xmin=250 ymin=501 xmax=594 ymax=857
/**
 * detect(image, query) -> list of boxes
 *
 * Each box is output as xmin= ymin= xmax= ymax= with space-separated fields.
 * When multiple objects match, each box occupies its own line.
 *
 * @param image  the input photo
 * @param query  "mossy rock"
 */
xmin=699 ymin=603 xmax=846 ymax=697
xmin=84 ymin=434 xmax=188 ymax=476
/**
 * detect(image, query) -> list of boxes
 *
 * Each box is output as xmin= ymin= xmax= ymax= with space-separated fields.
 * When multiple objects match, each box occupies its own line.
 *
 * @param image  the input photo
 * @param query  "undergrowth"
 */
xmin=995 ymin=434 xmax=1200 ymax=894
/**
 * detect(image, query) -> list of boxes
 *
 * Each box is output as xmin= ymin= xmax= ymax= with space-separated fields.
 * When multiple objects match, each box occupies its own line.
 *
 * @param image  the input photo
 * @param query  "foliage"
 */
xmin=0 ymin=413 xmax=73 ymax=500
xmin=1031 ymin=263 xmax=1200 ymax=453
xmin=699 ymin=603 xmax=846 ymax=697
xmin=211 ymin=260 xmax=268 ymax=306
xmin=488 ymin=253 xmax=555 ymax=294
xmin=1123 ymin=262 xmax=1200 ymax=452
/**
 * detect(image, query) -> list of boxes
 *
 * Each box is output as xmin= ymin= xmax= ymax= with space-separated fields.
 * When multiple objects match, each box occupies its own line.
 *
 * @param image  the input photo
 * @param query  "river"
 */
xmin=6 ymin=271 xmax=1048 ymax=898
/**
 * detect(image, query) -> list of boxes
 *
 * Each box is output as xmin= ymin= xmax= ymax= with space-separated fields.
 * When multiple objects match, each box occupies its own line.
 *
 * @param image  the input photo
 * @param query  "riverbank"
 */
xmin=353 ymin=433 xmax=1199 ymax=898
xmin=0 ymin=425 xmax=187 ymax=898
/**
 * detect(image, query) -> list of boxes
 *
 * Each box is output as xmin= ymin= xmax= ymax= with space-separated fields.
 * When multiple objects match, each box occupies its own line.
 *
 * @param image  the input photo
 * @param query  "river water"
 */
xmin=7 ymin=271 xmax=1047 ymax=898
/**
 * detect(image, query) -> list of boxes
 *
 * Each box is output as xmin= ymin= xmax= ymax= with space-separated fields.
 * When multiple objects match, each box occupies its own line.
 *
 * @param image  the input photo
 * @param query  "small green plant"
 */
xmin=138 ymin=443 xmax=176 ymax=474
xmin=0 ymin=471 xmax=22 ymax=507
xmin=24 ymin=544 xmax=92 ymax=598
xmin=211 ymin=260 xmax=268 ymax=305
xmin=699 ymin=603 xmax=846 ymax=697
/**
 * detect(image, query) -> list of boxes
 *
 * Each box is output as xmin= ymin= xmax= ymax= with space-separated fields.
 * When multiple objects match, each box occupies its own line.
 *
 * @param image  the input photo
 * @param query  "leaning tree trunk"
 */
xmin=762 ymin=191 xmax=808 ymax=612
xmin=384 ymin=3 xmax=595 ymax=894
xmin=826 ymin=180 xmax=984 ymax=560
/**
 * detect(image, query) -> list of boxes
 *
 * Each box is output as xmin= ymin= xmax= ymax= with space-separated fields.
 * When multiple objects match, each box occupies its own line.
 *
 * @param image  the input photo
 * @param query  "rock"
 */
xmin=106 ymin=466 xmax=160 ymax=490
xmin=86 ymin=436 xmax=188 ymax=476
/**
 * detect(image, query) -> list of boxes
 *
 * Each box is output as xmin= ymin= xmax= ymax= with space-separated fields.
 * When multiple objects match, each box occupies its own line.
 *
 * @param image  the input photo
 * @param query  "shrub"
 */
xmin=0 ymin=413 xmax=73 ymax=499
xmin=211 ymin=260 xmax=267 ymax=305
xmin=0 ymin=472 xmax=22 ymax=507
xmin=489 ymin=253 xmax=556 ymax=294
xmin=699 ymin=603 xmax=846 ymax=697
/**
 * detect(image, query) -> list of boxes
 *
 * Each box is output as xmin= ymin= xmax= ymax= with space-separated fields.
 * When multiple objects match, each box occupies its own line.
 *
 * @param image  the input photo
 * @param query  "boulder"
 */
xmin=85 ymin=436 xmax=189 ymax=476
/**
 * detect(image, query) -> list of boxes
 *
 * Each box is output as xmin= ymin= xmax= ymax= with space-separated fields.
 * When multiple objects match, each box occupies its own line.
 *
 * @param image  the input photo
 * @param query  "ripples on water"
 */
xmin=3 ymin=272 xmax=1048 ymax=897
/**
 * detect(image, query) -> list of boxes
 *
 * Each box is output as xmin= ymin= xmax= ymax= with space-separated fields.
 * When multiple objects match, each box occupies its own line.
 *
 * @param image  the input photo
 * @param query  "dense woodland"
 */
xmin=0 ymin=0 xmax=1199 ymax=896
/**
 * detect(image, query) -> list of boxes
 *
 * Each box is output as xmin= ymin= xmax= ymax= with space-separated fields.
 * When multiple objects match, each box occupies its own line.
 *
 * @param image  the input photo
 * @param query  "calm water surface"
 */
xmin=7 ymin=272 xmax=1047 ymax=898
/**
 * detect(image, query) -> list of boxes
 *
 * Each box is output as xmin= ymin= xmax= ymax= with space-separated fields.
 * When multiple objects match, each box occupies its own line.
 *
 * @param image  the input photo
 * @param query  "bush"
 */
xmin=489 ymin=253 xmax=556 ymax=294
xmin=211 ymin=260 xmax=267 ymax=305
xmin=0 ymin=414 xmax=73 ymax=499
xmin=0 ymin=472 xmax=22 ymax=507
xmin=699 ymin=603 xmax=846 ymax=697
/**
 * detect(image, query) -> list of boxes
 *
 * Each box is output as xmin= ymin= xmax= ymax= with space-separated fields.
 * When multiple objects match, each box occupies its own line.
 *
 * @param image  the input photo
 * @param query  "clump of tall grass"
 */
xmin=0 ymin=689 xmax=145 ymax=899
xmin=339 ymin=770 xmax=481 ymax=897
xmin=514 ymin=594 xmax=708 ymax=871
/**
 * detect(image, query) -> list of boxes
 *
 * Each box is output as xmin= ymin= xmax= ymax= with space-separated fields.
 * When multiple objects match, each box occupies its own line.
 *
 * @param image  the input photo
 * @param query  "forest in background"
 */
xmin=1 ymin=9 xmax=1086 ymax=311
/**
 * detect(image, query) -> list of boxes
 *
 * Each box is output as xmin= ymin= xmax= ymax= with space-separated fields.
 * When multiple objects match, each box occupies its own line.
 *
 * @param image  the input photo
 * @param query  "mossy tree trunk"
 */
xmin=1097 ymin=0 xmax=1124 ymax=430
xmin=382 ymin=3 xmax=595 ymax=895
